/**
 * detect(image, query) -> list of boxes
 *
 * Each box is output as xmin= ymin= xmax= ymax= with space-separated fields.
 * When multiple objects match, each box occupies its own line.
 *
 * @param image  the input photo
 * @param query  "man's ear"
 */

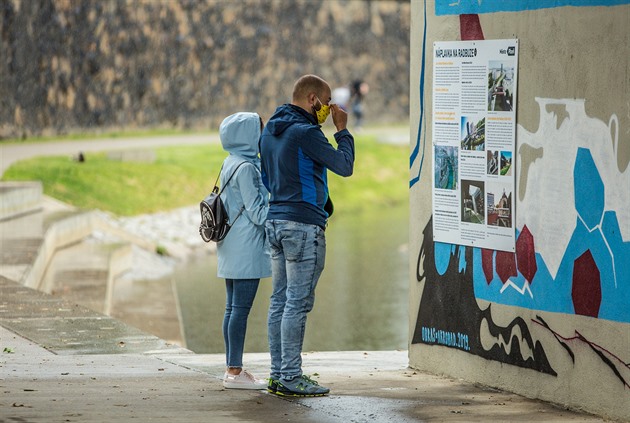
xmin=310 ymin=93 xmax=321 ymax=111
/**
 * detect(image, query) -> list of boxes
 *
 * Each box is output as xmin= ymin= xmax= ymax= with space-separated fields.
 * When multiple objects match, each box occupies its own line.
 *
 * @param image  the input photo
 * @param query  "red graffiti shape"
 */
xmin=496 ymin=250 xmax=517 ymax=284
xmin=481 ymin=248 xmax=494 ymax=284
xmin=572 ymin=250 xmax=601 ymax=318
xmin=459 ymin=14 xmax=485 ymax=41
xmin=516 ymin=225 xmax=537 ymax=283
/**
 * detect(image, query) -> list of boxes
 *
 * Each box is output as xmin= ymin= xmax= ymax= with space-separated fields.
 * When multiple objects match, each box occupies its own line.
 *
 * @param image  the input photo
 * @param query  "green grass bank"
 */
xmin=2 ymin=132 xmax=408 ymax=217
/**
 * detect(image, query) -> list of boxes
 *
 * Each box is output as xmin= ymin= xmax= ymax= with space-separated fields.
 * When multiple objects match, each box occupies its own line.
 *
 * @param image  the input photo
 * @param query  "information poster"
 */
xmin=432 ymin=39 xmax=518 ymax=252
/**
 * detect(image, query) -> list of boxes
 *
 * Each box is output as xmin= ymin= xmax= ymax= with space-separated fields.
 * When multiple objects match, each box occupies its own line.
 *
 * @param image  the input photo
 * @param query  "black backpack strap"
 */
xmin=217 ymin=160 xmax=249 ymax=195
xmin=212 ymin=164 xmax=223 ymax=190
xmin=230 ymin=203 xmax=246 ymax=225
xmin=216 ymin=160 xmax=253 ymax=225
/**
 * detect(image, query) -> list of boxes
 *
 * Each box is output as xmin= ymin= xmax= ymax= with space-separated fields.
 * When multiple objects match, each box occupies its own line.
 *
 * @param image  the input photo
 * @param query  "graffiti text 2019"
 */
xmin=421 ymin=326 xmax=470 ymax=351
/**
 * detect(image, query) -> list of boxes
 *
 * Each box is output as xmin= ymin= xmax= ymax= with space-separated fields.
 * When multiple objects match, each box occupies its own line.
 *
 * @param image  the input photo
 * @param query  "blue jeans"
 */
xmin=223 ymin=278 xmax=260 ymax=368
xmin=265 ymin=220 xmax=326 ymax=381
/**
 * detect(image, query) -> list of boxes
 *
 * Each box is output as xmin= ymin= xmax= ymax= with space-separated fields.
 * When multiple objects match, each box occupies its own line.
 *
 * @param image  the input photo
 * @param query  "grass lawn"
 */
xmin=2 ymin=132 xmax=409 ymax=217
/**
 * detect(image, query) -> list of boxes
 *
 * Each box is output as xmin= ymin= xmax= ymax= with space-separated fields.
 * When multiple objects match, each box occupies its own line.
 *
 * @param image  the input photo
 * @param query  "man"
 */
xmin=260 ymin=74 xmax=355 ymax=397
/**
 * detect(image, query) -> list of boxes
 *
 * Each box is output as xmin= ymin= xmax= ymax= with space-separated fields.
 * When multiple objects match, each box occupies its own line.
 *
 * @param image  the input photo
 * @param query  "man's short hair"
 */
xmin=292 ymin=75 xmax=329 ymax=101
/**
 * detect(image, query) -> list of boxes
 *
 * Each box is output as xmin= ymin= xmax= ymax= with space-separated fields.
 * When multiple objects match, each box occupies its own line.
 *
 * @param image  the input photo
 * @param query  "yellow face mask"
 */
xmin=313 ymin=98 xmax=331 ymax=124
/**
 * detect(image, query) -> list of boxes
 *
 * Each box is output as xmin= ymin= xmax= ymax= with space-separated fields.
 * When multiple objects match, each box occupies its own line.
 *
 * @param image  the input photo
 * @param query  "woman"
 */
xmin=216 ymin=112 xmax=271 ymax=390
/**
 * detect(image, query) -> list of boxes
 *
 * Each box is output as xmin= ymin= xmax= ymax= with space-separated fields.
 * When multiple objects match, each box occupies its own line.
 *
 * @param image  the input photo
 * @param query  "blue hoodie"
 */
xmin=217 ymin=112 xmax=271 ymax=279
xmin=260 ymin=104 xmax=355 ymax=228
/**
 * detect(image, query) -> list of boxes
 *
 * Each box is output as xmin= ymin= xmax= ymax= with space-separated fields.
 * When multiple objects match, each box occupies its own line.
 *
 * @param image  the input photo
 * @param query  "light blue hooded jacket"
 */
xmin=216 ymin=112 xmax=271 ymax=279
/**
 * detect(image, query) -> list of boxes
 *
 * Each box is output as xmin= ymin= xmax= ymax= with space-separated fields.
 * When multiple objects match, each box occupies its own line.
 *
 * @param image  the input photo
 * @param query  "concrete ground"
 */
xmin=0 ymin=321 xmax=607 ymax=423
xmin=0 ymin=244 xmax=608 ymax=423
xmin=0 ymin=131 xmax=612 ymax=422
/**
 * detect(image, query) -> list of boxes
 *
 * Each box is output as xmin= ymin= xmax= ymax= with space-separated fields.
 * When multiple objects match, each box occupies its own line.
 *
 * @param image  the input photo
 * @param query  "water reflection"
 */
xmin=175 ymin=205 xmax=409 ymax=354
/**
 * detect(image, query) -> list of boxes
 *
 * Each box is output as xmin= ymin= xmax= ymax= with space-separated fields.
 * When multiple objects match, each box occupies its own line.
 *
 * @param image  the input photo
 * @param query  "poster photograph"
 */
xmin=431 ymin=39 xmax=518 ymax=252
xmin=434 ymin=145 xmax=459 ymax=190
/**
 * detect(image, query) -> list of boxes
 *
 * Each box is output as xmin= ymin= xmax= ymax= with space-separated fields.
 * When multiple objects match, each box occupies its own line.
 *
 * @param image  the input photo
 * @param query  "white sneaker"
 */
xmin=222 ymin=370 xmax=267 ymax=390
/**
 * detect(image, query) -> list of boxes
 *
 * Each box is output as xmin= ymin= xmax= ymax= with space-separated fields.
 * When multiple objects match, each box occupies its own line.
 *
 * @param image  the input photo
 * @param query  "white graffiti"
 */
xmin=479 ymin=317 xmax=534 ymax=362
xmin=500 ymin=279 xmax=533 ymax=298
xmin=516 ymin=98 xmax=628 ymax=279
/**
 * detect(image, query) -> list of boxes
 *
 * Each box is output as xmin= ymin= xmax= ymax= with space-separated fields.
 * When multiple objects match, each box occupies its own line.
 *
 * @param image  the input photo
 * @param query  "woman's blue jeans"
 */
xmin=265 ymin=220 xmax=326 ymax=381
xmin=223 ymin=278 xmax=260 ymax=368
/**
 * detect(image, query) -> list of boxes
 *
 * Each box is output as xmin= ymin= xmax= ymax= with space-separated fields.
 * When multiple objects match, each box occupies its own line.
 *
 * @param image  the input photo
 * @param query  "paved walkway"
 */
xmin=0 ymin=133 xmax=216 ymax=176
xmin=0 ymin=301 xmax=605 ymax=423
xmin=0 ymin=130 xmax=610 ymax=422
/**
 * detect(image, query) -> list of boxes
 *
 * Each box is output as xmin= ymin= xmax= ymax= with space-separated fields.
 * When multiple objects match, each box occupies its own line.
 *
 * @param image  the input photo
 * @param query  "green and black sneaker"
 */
xmin=267 ymin=378 xmax=279 ymax=394
xmin=275 ymin=375 xmax=330 ymax=397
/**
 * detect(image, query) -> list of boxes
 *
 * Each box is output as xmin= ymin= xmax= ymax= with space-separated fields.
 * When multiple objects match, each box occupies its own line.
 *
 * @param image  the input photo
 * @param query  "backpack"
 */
xmin=199 ymin=161 xmax=248 ymax=243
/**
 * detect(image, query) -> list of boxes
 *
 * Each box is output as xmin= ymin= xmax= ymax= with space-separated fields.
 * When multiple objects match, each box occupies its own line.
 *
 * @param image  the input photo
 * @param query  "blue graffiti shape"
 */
xmin=414 ymin=217 xmax=556 ymax=375
xmin=575 ymin=148 xmax=605 ymax=230
xmin=436 ymin=0 xmax=630 ymax=16
xmin=473 ymin=148 xmax=630 ymax=323
xmin=409 ymin=0 xmax=427 ymax=188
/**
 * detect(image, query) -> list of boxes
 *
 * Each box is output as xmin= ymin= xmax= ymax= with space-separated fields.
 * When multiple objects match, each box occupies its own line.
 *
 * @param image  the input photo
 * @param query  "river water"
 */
xmin=174 ymin=205 xmax=409 ymax=354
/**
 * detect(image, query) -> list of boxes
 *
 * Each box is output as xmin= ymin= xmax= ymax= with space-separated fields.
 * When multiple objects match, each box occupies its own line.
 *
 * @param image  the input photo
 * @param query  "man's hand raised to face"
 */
xmin=330 ymin=104 xmax=348 ymax=132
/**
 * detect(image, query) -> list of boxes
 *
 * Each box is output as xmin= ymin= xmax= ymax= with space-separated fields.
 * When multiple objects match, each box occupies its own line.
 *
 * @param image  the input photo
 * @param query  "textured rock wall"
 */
xmin=0 ymin=0 xmax=410 ymax=139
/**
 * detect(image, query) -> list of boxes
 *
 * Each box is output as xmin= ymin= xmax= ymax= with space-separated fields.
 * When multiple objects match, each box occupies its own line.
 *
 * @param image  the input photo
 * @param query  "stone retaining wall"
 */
xmin=0 ymin=0 xmax=410 ymax=139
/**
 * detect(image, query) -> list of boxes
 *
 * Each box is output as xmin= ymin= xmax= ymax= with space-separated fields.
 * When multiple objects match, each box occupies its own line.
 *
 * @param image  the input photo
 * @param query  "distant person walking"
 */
xmin=332 ymin=85 xmax=351 ymax=112
xmin=260 ymin=74 xmax=355 ymax=396
xmin=350 ymin=79 xmax=369 ymax=128
xmin=216 ymin=112 xmax=271 ymax=390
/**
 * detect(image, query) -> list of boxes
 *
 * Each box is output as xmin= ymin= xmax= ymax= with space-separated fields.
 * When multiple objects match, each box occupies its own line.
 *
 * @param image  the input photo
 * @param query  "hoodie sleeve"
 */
xmin=235 ymin=163 xmax=269 ymax=226
xmin=299 ymin=126 xmax=355 ymax=177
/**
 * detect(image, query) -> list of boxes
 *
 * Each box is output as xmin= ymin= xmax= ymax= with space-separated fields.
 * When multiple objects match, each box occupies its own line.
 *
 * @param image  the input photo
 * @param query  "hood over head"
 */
xmin=219 ymin=112 xmax=262 ymax=159
xmin=265 ymin=104 xmax=317 ymax=137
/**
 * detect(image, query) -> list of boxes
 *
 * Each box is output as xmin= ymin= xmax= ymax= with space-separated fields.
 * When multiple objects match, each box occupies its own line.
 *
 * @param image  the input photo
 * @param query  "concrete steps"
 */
xmin=0 ymin=181 xmax=43 ymax=221
xmin=0 ymin=181 xmax=185 ymax=348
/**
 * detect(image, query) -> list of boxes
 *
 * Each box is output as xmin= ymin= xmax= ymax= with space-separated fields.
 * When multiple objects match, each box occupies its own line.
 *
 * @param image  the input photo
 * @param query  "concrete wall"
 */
xmin=409 ymin=1 xmax=630 ymax=420
xmin=0 ymin=0 xmax=409 ymax=139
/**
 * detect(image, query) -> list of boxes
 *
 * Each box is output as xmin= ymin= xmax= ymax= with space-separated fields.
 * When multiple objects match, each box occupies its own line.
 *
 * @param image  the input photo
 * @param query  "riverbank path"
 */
xmin=0 ymin=133 xmax=216 ymax=177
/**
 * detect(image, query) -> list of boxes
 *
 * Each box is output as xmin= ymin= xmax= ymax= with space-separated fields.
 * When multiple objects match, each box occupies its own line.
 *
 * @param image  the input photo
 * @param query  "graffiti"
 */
xmin=533 ymin=316 xmax=630 ymax=389
xmin=410 ymin=1 xmax=630 ymax=416
xmin=413 ymin=213 xmax=630 ymax=386
xmin=473 ymin=100 xmax=630 ymax=324
xmin=436 ymin=0 xmax=630 ymax=16
xmin=420 ymin=326 xmax=471 ymax=351
xmin=413 ymin=101 xmax=629 ymax=374
xmin=414 ymin=104 xmax=629 ymax=378
xmin=412 ymin=217 xmax=557 ymax=375
xmin=409 ymin=0 xmax=428 ymax=188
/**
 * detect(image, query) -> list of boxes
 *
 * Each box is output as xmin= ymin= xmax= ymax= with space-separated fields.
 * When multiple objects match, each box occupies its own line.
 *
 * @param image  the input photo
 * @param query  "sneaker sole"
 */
xmin=267 ymin=380 xmax=278 ymax=394
xmin=273 ymin=390 xmax=329 ymax=397
xmin=223 ymin=383 xmax=267 ymax=390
